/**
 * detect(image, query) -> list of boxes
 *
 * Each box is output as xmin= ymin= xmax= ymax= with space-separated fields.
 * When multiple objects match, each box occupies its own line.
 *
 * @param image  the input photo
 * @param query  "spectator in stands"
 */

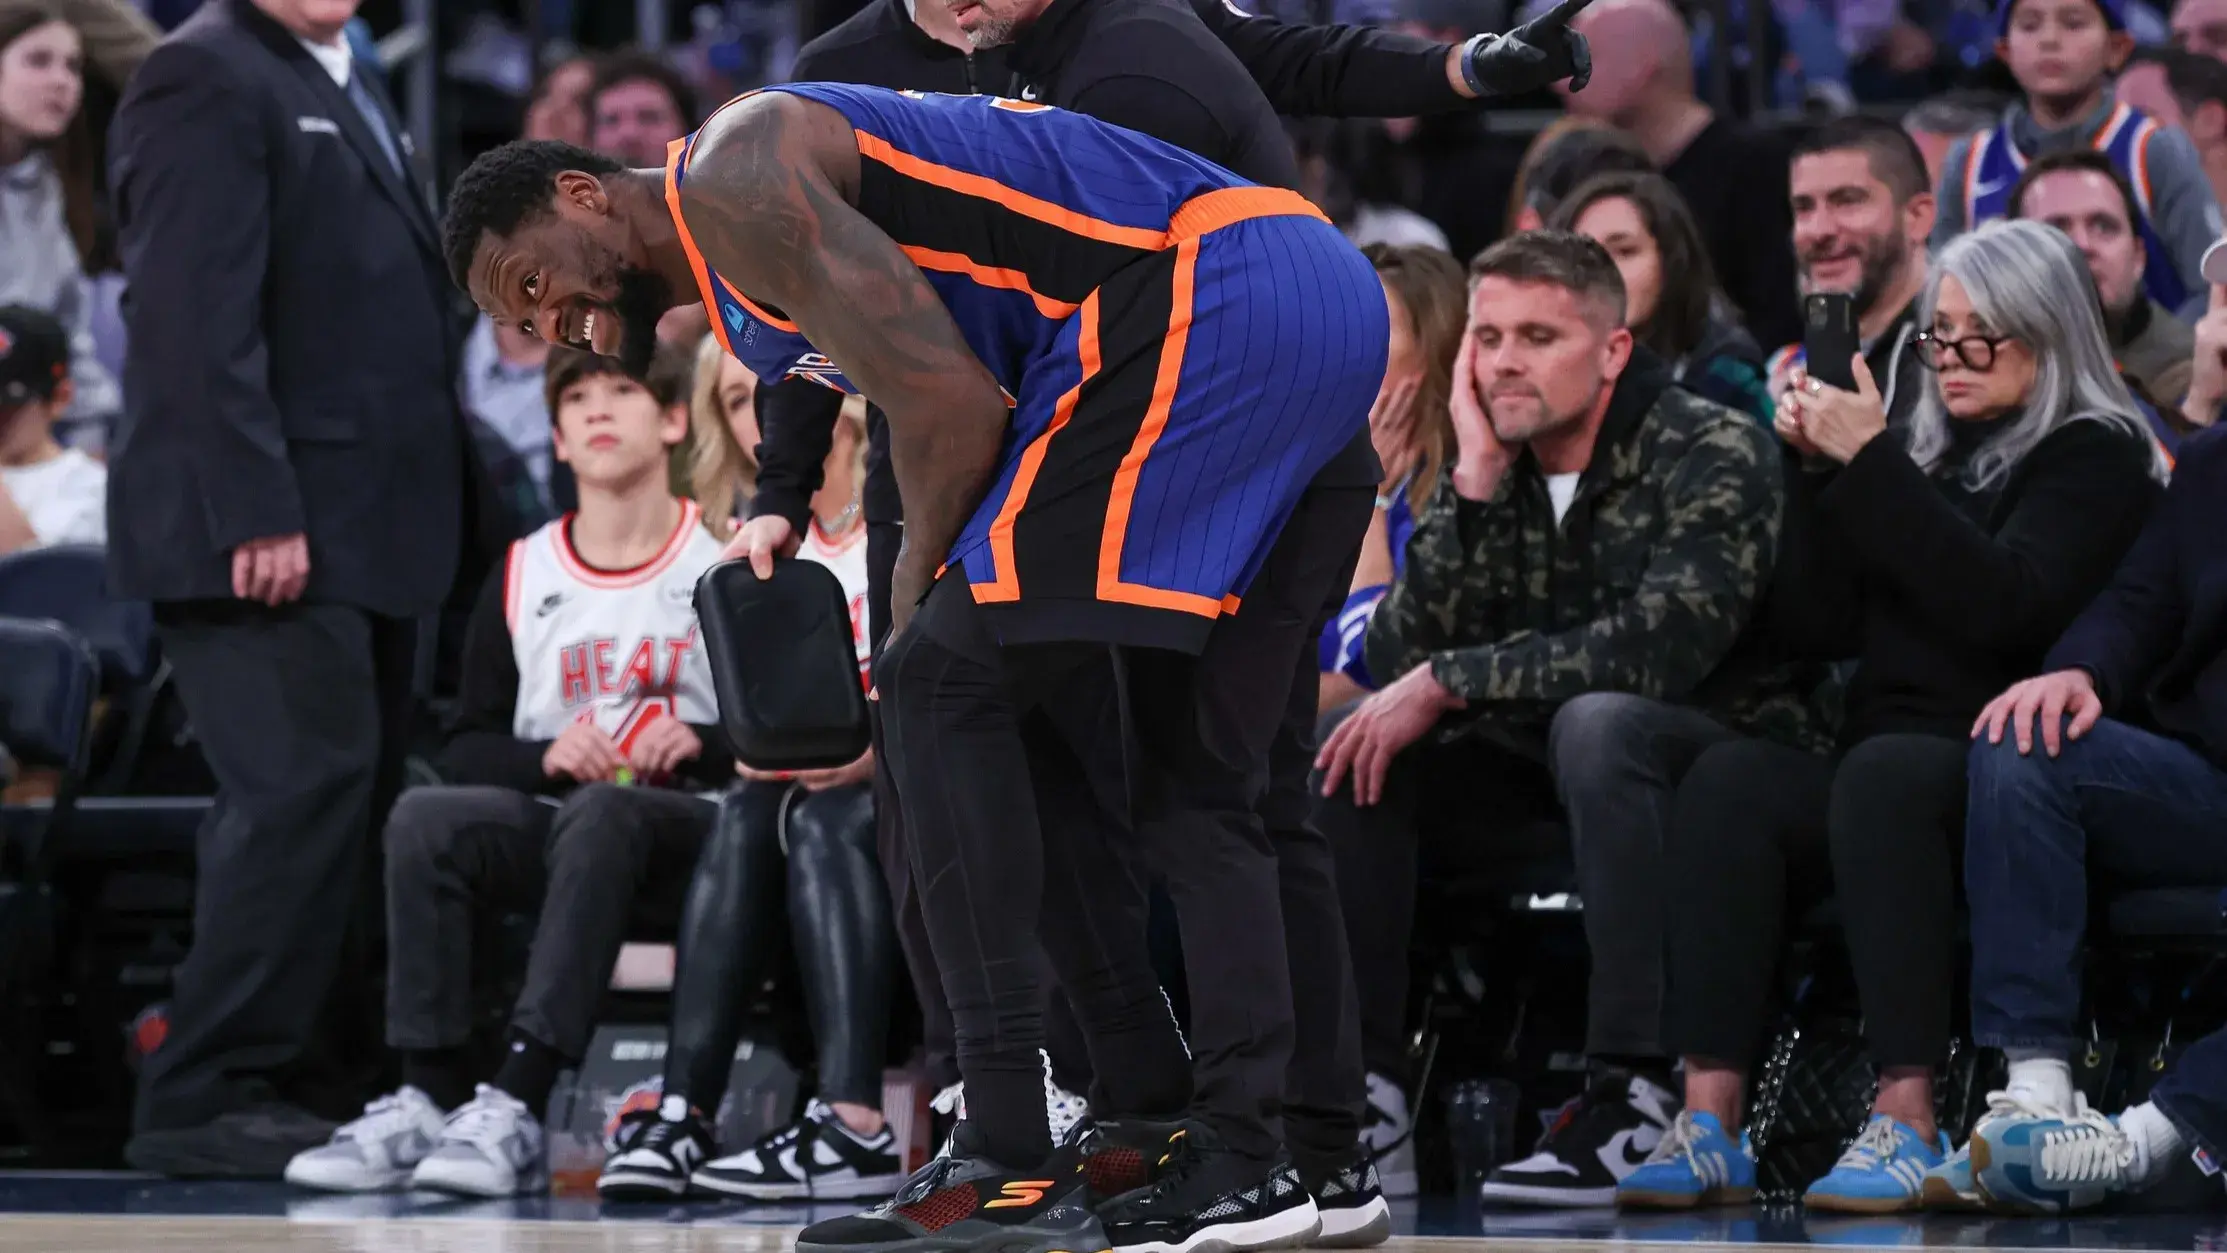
xmin=282 ymin=345 xmax=731 ymax=1200
xmin=462 ymin=313 xmax=564 ymax=534
xmin=1558 ymin=0 xmax=1801 ymax=349
xmin=686 ymin=334 xmax=760 ymax=535
xmin=1552 ymin=170 xmax=1773 ymax=423
xmin=1503 ymin=115 xmax=1653 ymax=235
xmin=1621 ymin=219 xmax=2164 ymax=1215
xmin=522 ymin=53 xmax=594 ymax=149
xmin=1942 ymin=385 xmax=2227 ymax=1214
xmin=0 ymin=304 xmax=100 ymax=551
xmin=1903 ymin=93 xmax=2001 ymax=186
xmin=2158 ymin=44 xmax=2227 ymax=224
xmin=0 ymin=3 xmax=117 ymax=446
xmin=1769 ymin=118 xmax=1936 ymax=438
xmin=1930 ymin=0 xmax=2220 ymax=320
xmin=110 ymin=0 xmax=474 ymax=1177
xmin=2173 ymin=0 xmax=2227 ymax=56
xmin=2011 ymin=149 xmax=2196 ymax=421
xmin=1320 ymin=243 xmax=1464 ymax=714
xmin=49 ymin=0 xmax=158 ymax=85
xmin=599 ymin=397 xmax=891 ymax=1202
xmin=1314 ymin=230 xmax=1797 ymax=1208
xmin=588 ymin=48 xmax=696 ymax=168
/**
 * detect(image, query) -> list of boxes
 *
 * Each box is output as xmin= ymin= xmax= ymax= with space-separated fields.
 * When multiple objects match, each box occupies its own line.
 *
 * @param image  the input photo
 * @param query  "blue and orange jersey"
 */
xmin=664 ymin=82 xmax=1312 ymax=396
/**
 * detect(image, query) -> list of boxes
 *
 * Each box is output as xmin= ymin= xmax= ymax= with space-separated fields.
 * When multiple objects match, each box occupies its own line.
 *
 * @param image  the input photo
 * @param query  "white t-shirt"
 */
xmin=1546 ymin=472 xmax=1581 ymax=526
xmin=3 ymin=449 xmax=106 ymax=547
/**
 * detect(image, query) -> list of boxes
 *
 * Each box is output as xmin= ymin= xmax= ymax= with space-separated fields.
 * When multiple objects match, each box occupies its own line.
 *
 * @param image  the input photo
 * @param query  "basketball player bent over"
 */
xmin=441 ymin=84 xmax=1387 ymax=1253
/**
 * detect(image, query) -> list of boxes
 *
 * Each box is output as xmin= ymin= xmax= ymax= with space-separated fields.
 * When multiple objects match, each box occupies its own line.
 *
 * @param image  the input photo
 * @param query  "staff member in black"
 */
xmin=106 ymin=0 xmax=477 ymax=1177
xmin=705 ymin=0 xmax=1589 ymax=1233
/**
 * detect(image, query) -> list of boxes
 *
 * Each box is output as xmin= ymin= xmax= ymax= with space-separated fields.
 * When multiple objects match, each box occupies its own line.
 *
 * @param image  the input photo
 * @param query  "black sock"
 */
xmin=490 ymin=1030 xmax=570 ymax=1114
xmin=401 ymin=1047 xmax=476 ymax=1113
xmin=966 ymin=1068 xmax=1053 ymax=1169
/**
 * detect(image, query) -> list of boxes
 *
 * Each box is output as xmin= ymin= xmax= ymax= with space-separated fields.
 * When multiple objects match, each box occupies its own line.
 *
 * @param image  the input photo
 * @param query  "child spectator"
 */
xmin=282 ymin=343 xmax=733 ymax=1200
xmin=0 ymin=303 xmax=101 ymax=552
xmin=1932 ymin=0 xmax=2223 ymax=318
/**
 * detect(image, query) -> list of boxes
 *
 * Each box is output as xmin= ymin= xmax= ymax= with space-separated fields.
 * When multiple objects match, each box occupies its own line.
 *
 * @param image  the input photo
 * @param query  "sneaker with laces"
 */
xmin=598 ymin=1096 xmax=717 ymax=1200
xmin=407 ymin=1084 xmax=547 ymax=1198
xmin=1615 ymin=1111 xmax=1755 ymax=1210
xmin=1803 ymin=1114 xmax=1948 ymax=1214
xmin=284 ymin=1086 xmax=446 ymax=1193
xmin=695 ymin=1097 xmax=907 ymax=1200
xmin=1360 ymin=1073 xmax=1417 ymax=1199
xmin=1095 ymin=1122 xmax=1321 ymax=1253
xmin=1969 ymin=1092 xmax=2132 ymax=1215
xmin=1919 ymin=1141 xmax=1984 ymax=1211
xmin=795 ymin=1122 xmax=1104 ymax=1253
xmin=1304 ymin=1150 xmax=1391 ymax=1248
xmin=1482 ymin=1070 xmax=1676 ymax=1207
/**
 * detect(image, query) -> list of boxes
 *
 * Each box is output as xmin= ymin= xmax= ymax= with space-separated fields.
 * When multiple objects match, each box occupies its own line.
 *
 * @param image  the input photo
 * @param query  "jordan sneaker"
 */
xmin=1970 ymin=1093 xmax=2133 ymax=1215
xmin=1481 ymin=1069 xmax=1675 ymax=1207
xmin=284 ymin=1086 xmax=446 ymax=1193
xmin=1304 ymin=1149 xmax=1392 ymax=1248
xmin=1803 ymin=1114 xmax=1948 ymax=1214
xmin=1359 ymin=1073 xmax=1417 ymax=1198
xmin=1616 ymin=1110 xmax=1755 ymax=1210
xmin=795 ymin=1122 xmax=1105 ymax=1253
xmin=695 ymin=1097 xmax=907 ymax=1200
xmin=407 ymin=1085 xmax=547 ymax=1198
xmin=598 ymin=1095 xmax=716 ymax=1200
xmin=1095 ymin=1122 xmax=1321 ymax=1253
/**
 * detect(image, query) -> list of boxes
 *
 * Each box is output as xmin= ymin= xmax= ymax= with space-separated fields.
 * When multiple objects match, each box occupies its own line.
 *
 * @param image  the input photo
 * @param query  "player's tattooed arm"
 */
xmin=677 ymin=92 xmax=1009 ymax=632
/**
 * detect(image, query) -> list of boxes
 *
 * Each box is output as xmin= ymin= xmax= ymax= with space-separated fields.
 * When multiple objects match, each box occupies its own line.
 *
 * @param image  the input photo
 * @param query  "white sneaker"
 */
xmin=1362 ymin=1072 xmax=1419 ymax=1198
xmin=284 ymin=1086 xmax=447 ymax=1193
xmin=408 ymin=1085 xmax=548 ymax=1198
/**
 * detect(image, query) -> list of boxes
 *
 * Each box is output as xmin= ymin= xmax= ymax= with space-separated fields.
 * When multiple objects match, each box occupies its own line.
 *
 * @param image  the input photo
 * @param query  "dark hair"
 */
xmin=0 ymin=3 xmax=95 ymax=260
xmin=1515 ymin=122 xmax=1654 ymax=226
xmin=1793 ymin=115 xmax=1931 ymax=203
xmin=528 ymin=54 xmax=594 ymax=108
xmin=1361 ymin=242 xmax=1465 ymax=512
xmin=441 ymin=139 xmax=626 ymax=290
xmin=1901 ymin=91 xmax=2006 ymax=138
xmin=2007 ymin=148 xmax=2142 ymax=230
xmin=2160 ymin=43 xmax=2227 ymax=110
xmin=544 ymin=340 xmax=694 ymax=417
xmin=1549 ymin=171 xmax=1726 ymax=360
xmin=1469 ymin=229 xmax=1628 ymax=325
xmin=588 ymin=49 xmax=699 ymax=131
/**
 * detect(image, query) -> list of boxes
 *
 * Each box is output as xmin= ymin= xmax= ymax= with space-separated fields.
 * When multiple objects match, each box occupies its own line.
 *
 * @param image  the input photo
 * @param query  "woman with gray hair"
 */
xmin=1616 ymin=218 xmax=2165 ymax=1216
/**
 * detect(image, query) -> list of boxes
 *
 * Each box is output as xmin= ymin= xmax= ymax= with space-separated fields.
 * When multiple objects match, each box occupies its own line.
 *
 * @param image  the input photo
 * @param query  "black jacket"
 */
xmin=1769 ymin=415 xmax=2160 ymax=743
xmin=105 ymin=0 xmax=470 ymax=616
xmin=750 ymin=0 xmax=1462 ymax=531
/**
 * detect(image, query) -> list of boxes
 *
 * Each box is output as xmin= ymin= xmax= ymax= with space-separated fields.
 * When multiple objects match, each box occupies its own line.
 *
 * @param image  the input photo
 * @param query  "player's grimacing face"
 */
xmin=1466 ymin=276 xmax=1623 ymax=445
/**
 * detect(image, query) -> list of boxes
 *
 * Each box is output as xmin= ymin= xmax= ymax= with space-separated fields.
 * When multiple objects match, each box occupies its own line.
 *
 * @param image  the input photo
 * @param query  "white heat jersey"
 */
xmin=800 ymin=517 xmax=870 ymax=684
xmin=502 ymin=500 xmax=725 ymax=753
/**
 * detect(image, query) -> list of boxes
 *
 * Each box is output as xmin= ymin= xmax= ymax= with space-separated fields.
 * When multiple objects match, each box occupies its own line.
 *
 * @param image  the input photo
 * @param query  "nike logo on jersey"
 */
xmin=536 ymin=592 xmax=566 ymax=618
xmin=1972 ymin=177 xmax=2009 ymax=200
xmin=1019 ymin=83 xmax=1041 ymax=102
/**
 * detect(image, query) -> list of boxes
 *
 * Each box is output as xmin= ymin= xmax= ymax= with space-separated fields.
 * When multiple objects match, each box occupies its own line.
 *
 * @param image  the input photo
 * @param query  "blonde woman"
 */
xmin=686 ymin=334 xmax=761 ymax=534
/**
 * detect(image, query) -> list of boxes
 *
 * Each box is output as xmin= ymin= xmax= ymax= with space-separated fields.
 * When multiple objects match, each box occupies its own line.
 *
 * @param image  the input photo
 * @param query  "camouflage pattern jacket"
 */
xmin=1364 ymin=348 xmax=1824 ymax=749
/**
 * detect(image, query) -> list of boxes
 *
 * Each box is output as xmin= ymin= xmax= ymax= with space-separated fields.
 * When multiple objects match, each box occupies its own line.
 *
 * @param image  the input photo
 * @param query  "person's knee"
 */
xmin=547 ymin=783 xmax=648 ymax=873
xmin=384 ymin=786 xmax=470 ymax=881
xmin=787 ymin=786 xmax=876 ymax=868
xmin=1548 ymin=691 xmax=1665 ymax=784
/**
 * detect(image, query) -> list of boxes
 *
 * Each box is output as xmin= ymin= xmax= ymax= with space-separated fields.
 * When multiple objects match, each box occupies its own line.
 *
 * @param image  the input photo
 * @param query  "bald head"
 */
xmin=1561 ymin=0 xmax=1692 ymax=118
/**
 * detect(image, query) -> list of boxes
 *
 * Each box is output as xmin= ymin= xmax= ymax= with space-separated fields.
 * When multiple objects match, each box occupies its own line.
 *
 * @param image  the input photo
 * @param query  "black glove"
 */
xmin=1460 ymin=0 xmax=1594 ymax=96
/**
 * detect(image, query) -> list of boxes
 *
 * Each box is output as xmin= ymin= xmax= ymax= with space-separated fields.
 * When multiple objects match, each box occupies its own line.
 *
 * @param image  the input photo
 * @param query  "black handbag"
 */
xmin=694 ymin=558 xmax=873 ymax=772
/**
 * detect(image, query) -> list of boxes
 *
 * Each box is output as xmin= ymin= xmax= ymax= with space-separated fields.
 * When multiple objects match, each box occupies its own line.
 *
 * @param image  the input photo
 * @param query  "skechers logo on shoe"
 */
xmin=985 ymin=1180 xmax=1054 ymax=1209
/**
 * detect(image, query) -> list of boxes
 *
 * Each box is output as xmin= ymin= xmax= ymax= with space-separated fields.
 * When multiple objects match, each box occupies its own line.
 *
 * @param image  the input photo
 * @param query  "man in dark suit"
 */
xmin=106 ymin=0 xmax=467 ymax=1177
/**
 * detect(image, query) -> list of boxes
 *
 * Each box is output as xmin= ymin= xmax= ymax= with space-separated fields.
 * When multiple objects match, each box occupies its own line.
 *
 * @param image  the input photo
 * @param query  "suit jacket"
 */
xmin=105 ymin=0 xmax=466 ymax=617
xmin=2048 ymin=424 xmax=2227 ymax=765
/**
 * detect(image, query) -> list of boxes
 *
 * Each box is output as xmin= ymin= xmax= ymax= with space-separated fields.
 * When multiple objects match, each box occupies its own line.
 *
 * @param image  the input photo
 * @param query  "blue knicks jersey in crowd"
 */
xmin=1960 ymin=102 xmax=2187 ymax=311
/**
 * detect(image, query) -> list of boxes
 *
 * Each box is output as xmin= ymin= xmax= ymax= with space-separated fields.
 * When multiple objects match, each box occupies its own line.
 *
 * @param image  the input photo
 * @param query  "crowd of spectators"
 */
xmin=12 ymin=0 xmax=2227 ymax=1224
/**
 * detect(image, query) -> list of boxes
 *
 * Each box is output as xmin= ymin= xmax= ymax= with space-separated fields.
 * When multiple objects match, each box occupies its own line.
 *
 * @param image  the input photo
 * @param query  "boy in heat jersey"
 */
xmin=442 ymin=84 xmax=1388 ymax=1253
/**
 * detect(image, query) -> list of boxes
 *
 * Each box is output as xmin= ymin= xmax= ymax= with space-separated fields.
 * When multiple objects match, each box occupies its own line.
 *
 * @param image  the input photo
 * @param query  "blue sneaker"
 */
xmin=1802 ymin=1114 xmax=1948 ymax=1214
xmin=1918 ymin=1141 xmax=1983 ymax=1211
xmin=1616 ymin=1111 xmax=1755 ymax=1210
xmin=1969 ymin=1094 xmax=2131 ymax=1215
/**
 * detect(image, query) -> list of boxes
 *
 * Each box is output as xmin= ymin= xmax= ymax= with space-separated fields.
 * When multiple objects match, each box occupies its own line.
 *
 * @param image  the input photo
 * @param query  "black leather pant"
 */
xmin=662 ymin=778 xmax=897 ymax=1110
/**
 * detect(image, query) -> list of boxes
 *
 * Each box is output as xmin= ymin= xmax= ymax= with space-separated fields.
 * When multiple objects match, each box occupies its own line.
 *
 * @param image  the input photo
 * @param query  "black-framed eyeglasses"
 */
xmin=1913 ymin=330 xmax=2014 ymax=371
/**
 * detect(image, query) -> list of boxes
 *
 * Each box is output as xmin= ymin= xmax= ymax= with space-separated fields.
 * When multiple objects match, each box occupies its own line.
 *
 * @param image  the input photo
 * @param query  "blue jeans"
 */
xmin=1966 ymin=718 xmax=2227 ymax=1155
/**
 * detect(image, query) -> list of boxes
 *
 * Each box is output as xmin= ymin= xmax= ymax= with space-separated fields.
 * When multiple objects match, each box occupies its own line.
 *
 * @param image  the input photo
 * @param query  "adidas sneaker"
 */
xmin=694 ymin=1097 xmax=907 ymax=1200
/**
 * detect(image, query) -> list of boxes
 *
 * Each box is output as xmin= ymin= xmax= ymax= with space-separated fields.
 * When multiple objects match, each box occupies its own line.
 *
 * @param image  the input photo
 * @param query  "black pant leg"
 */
xmin=1825 ymin=733 xmax=1968 ymax=1069
xmin=1664 ymin=739 xmax=1835 ymax=1065
xmin=509 ymin=785 xmax=714 ymax=1061
xmin=382 ymin=785 xmax=554 ymax=1052
xmin=786 ymin=782 xmax=899 ymax=1108
xmin=136 ymin=602 xmax=392 ymax=1132
xmin=665 ymin=780 xmax=793 ymax=1111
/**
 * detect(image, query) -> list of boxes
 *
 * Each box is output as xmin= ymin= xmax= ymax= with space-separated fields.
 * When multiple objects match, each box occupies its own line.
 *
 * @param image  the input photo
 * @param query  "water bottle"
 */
xmin=1444 ymin=1077 xmax=1523 ymax=1204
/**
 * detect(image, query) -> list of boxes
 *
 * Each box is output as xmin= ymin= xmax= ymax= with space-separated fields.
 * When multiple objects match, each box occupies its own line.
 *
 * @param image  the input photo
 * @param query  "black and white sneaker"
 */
xmin=1478 ymin=1069 xmax=1676 ymax=1208
xmin=1304 ymin=1151 xmax=1391 ymax=1248
xmin=694 ymin=1097 xmax=907 ymax=1200
xmin=1361 ymin=1073 xmax=1418 ymax=1198
xmin=598 ymin=1096 xmax=716 ymax=1200
xmin=1096 ymin=1122 xmax=1322 ymax=1253
xmin=796 ymin=1123 xmax=1104 ymax=1253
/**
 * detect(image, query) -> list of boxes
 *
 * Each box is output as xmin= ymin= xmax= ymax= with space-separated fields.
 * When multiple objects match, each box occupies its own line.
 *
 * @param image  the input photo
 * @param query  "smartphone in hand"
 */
xmin=1802 ymin=293 xmax=1860 ymax=393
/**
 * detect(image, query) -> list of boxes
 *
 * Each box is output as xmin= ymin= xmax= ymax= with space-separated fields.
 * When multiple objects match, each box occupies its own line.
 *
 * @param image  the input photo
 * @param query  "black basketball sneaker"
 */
xmin=598 ymin=1098 xmax=717 ymax=1200
xmin=1095 ymin=1122 xmax=1321 ymax=1253
xmin=1078 ymin=1117 xmax=1187 ymax=1202
xmin=796 ymin=1123 xmax=1107 ymax=1253
xmin=1304 ymin=1150 xmax=1391 ymax=1248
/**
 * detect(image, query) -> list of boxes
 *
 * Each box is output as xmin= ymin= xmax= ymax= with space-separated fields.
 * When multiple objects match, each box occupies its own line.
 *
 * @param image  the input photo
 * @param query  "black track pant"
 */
xmin=879 ymin=574 xmax=1193 ymax=1169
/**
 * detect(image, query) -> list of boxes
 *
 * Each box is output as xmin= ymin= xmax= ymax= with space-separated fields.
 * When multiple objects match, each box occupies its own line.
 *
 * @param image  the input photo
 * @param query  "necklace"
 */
xmin=817 ymin=494 xmax=862 ymax=536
